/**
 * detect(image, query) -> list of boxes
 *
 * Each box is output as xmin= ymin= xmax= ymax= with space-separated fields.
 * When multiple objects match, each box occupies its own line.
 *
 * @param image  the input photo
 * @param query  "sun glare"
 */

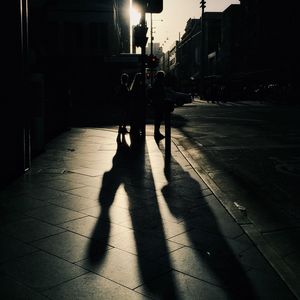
xmin=129 ymin=0 xmax=141 ymax=53
xmin=130 ymin=7 xmax=141 ymax=25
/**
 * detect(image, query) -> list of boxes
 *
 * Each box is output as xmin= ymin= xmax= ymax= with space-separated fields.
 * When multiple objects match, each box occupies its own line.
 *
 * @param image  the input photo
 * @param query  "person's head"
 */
xmin=134 ymin=72 xmax=143 ymax=83
xmin=155 ymin=70 xmax=165 ymax=82
xmin=121 ymin=73 xmax=129 ymax=85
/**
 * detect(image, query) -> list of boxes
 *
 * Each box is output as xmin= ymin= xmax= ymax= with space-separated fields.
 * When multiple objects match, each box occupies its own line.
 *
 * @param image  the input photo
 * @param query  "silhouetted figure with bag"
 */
xmin=129 ymin=72 xmax=146 ymax=141
xmin=149 ymin=70 xmax=166 ymax=140
xmin=117 ymin=73 xmax=130 ymax=134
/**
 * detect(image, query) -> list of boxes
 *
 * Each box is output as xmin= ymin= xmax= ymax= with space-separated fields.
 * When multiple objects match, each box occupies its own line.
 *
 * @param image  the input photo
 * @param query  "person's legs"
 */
xmin=154 ymin=110 xmax=164 ymax=139
xmin=119 ymin=107 xmax=129 ymax=134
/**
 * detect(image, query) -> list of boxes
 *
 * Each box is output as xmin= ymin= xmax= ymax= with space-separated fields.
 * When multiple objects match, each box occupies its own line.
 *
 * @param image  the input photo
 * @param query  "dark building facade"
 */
xmin=239 ymin=0 xmax=296 ymax=83
xmin=2 ymin=0 xmax=130 ymax=188
xmin=218 ymin=4 xmax=242 ymax=78
xmin=177 ymin=18 xmax=201 ymax=89
xmin=173 ymin=13 xmax=221 ymax=93
xmin=2 ymin=0 xmax=31 ymax=187
xmin=167 ymin=1 xmax=296 ymax=101
xmin=29 ymin=0 xmax=131 ymax=125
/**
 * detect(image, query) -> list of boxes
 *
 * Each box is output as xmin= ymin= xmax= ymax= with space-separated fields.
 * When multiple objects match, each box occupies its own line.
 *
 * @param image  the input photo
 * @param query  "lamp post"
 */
xmin=150 ymin=13 xmax=153 ymax=57
xmin=140 ymin=10 xmax=147 ymax=138
xmin=200 ymin=0 xmax=206 ymax=99
xmin=150 ymin=16 xmax=163 ymax=84
xmin=132 ymin=2 xmax=148 ymax=139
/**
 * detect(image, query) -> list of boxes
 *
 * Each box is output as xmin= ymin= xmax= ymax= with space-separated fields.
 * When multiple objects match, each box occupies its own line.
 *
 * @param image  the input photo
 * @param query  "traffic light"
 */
xmin=133 ymin=0 xmax=163 ymax=13
xmin=133 ymin=0 xmax=147 ymax=10
xmin=133 ymin=24 xmax=148 ymax=48
xmin=147 ymin=54 xmax=159 ymax=68
xmin=200 ymin=0 xmax=206 ymax=9
xmin=147 ymin=0 xmax=163 ymax=13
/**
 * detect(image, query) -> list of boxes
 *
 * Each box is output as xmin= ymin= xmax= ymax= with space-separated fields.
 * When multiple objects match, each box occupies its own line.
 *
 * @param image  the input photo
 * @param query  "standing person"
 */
xmin=129 ymin=72 xmax=146 ymax=140
xmin=149 ymin=70 xmax=166 ymax=140
xmin=117 ymin=73 xmax=130 ymax=134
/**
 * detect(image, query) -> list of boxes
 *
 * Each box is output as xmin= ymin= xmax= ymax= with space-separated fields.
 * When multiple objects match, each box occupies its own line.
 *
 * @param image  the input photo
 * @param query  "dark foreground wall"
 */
xmin=1 ymin=0 xmax=29 ymax=188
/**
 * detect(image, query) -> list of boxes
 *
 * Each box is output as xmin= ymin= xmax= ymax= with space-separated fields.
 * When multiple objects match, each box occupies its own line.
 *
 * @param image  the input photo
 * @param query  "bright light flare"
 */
xmin=129 ymin=1 xmax=141 ymax=53
xmin=130 ymin=7 xmax=141 ymax=25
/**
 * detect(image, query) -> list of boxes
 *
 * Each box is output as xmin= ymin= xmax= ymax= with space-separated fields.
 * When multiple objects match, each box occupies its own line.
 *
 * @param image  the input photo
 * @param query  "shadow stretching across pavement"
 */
xmin=88 ymin=132 xmax=179 ymax=299
xmin=156 ymin=140 xmax=256 ymax=299
xmin=87 ymin=129 xmax=256 ymax=299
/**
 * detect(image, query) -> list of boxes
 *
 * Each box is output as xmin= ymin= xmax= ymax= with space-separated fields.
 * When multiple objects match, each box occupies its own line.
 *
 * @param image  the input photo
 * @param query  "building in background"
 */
xmin=176 ymin=18 xmax=201 ymax=92
xmin=146 ymin=42 xmax=163 ymax=58
xmin=162 ymin=0 xmax=296 ymax=102
xmin=171 ymin=13 xmax=221 ymax=93
xmin=232 ymin=0 xmax=296 ymax=101
xmin=218 ymin=4 xmax=242 ymax=77
xmin=239 ymin=0 xmax=295 ymax=82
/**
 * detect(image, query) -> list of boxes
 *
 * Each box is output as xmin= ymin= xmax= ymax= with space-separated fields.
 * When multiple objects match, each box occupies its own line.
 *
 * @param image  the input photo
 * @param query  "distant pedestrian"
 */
xmin=116 ymin=73 xmax=130 ymax=134
xmin=148 ymin=70 xmax=166 ymax=140
xmin=129 ymin=72 xmax=146 ymax=140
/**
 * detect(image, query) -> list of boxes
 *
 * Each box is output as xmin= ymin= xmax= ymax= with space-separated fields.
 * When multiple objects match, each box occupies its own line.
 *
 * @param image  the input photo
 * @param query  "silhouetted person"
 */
xmin=116 ymin=73 xmax=130 ymax=134
xmin=129 ymin=72 xmax=146 ymax=141
xmin=149 ymin=70 xmax=166 ymax=140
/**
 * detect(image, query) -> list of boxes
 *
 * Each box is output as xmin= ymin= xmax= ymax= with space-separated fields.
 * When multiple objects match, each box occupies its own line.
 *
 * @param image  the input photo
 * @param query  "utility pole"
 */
xmin=132 ymin=0 xmax=163 ymax=139
xmin=150 ymin=13 xmax=153 ymax=56
xmin=200 ymin=0 xmax=206 ymax=99
xmin=150 ymin=16 xmax=163 ymax=85
xmin=150 ymin=13 xmax=154 ymax=85
xmin=139 ymin=9 xmax=147 ymax=139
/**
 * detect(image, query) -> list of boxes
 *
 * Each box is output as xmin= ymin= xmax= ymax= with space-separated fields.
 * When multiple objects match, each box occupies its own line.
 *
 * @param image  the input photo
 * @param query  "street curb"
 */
xmin=171 ymin=137 xmax=300 ymax=300
xmin=242 ymin=224 xmax=300 ymax=300
xmin=171 ymin=137 xmax=251 ymax=225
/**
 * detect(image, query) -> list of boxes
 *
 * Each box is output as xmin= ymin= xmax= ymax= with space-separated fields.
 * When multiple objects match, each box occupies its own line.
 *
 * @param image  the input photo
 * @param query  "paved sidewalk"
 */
xmin=0 ymin=127 xmax=296 ymax=299
xmin=193 ymin=97 xmax=269 ymax=107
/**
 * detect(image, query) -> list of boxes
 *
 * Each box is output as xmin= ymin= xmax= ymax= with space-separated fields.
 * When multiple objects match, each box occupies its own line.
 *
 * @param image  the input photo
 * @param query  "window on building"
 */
xmin=46 ymin=22 xmax=59 ymax=52
xmin=89 ymin=22 xmax=108 ymax=52
xmin=195 ymin=47 xmax=200 ymax=64
xmin=63 ymin=22 xmax=83 ymax=54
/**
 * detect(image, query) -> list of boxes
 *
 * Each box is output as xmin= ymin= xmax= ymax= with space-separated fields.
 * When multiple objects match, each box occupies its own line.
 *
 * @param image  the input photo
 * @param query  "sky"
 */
xmin=131 ymin=0 xmax=240 ymax=52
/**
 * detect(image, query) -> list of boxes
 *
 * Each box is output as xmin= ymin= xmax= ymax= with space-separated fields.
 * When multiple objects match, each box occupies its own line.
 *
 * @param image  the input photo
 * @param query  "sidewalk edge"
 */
xmin=172 ymin=137 xmax=300 ymax=300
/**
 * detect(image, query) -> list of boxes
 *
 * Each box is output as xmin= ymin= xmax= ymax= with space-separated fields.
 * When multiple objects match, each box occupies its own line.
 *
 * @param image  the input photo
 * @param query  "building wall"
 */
xmin=160 ymin=1 xmax=295 ymax=100
xmin=28 ymin=0 xmax=131 ymax=135
xmin=239 ymin=0 xmax=295 ymax=80
xmin=176 ymin=18 xmax=201 ymax=90
xmin=36 ymin=0 xmax=129 ymax=57
xmin=1 ymin=0 xmax=30 ymax=188
xmin=0 ymin=0 xmax=131 ymax=188
xmin=173 ymin=13 xmax=221 ymax=92
xmin=219 ymin=4 xmax=242 ymax=77
xmin=146 ymin=42 xmax=163 ymax=58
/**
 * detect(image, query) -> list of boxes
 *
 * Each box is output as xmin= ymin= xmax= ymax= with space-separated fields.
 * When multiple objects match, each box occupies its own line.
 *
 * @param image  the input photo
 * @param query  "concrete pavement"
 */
xmin=0 ymin=126 xmax=296 ymax=299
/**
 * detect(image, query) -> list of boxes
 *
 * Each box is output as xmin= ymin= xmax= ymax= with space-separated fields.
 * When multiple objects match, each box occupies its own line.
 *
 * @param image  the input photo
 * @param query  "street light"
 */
xmin=200 ymin=0 xmax=206 ymax=99
xmin=150 ymin=15 xmax=163 ymax=83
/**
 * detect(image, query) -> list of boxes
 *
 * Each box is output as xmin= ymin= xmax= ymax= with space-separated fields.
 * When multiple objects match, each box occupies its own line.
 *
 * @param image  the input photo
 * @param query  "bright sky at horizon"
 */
xmin=131 ymin=0 xmax=240 ymax=52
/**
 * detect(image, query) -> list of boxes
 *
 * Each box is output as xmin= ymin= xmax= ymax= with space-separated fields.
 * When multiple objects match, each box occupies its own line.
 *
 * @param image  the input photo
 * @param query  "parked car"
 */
xmin=165 ymin=88 xmax=193 ymax=106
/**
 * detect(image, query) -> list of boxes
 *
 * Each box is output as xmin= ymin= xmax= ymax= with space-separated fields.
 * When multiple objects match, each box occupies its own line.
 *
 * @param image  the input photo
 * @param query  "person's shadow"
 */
xmin=88 ymin=132 xmax=131 ymax=264
xmin=88 ymin=132 xmax=179 ymax=299
xmin=160 ymin=151 xmax=256 ymax=299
